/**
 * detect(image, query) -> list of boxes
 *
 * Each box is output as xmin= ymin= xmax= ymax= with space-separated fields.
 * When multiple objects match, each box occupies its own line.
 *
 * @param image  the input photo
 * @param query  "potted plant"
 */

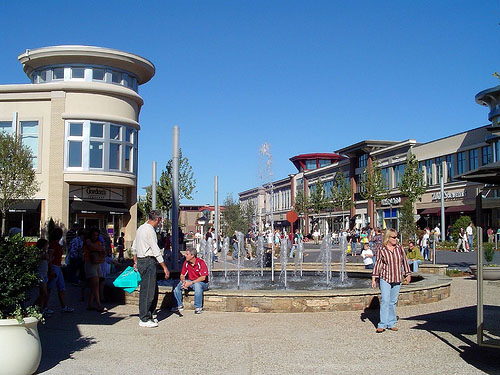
xmin=0 ymin=234 xmax=43 ymax=375
xmin=470 ymin=242 xmax=500 ymax=280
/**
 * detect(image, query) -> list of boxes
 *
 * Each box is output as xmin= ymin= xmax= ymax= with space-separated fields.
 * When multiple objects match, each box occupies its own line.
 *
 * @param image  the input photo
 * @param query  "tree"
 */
xmin=399 ymin=153 xmax=426 ymax=203
xmin=221 ymin=195 xmax=249 ymax=236
xmin=360 ymin=159 xmax=388 ymax=227
xmin=0 ymin=132 xmax=39 ymax=235
xmin=241 ymin=200 xmax=257 ymax=230
xmin=399 ymin=199 xmax=416 ymax=242
xmin=293 ymin=188 xmax=309 ymax=216
xmin=144 ymin=150 xmax=197 ymax=213
xmin=330 ymin=170 xmax=353 ymax=228
xmin=399 ymin=153 xmax=427 ymax=241
xmin=308 ymin=178 xmax=328 ymax=214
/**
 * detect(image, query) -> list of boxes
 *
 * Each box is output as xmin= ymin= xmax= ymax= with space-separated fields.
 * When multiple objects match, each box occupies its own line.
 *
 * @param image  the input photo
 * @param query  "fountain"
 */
xmin=279 ymin=235 xmax=288 ymax=288
xmin=256 ymin=234 xmax=265 ymax=276
xmin=222 ymin=237 xmax=229 ymax=279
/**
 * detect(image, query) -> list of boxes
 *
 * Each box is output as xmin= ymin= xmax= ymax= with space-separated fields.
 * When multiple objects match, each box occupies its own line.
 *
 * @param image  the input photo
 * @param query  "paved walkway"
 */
xmin=37 ymin=277 xmax=499 ymax=374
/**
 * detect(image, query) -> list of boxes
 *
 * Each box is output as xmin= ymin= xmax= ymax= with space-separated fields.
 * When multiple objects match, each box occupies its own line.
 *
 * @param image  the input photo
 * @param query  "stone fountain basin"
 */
xmin=116 ymin=271 xmax=451 ymax=313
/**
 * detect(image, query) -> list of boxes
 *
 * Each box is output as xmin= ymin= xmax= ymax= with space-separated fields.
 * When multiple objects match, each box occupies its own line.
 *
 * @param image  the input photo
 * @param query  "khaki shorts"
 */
xmin=85 ymin=261 xmax=103 ymax=279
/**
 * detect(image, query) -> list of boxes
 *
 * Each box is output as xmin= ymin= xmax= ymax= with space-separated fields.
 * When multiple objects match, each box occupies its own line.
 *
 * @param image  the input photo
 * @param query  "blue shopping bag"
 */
xmin=113 ymin=266 xmax=141 ymax=293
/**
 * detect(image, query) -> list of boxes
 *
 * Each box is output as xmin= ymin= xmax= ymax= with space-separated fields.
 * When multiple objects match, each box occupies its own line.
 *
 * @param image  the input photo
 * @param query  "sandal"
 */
xmin=376 ymin=328 xmax=385 ymax=333
xmin=389 ymin=327 xmax=399 ymax=331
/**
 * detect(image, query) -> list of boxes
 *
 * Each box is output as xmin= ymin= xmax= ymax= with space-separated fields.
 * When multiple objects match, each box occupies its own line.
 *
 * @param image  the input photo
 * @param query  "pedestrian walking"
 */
xmin=371 ymin=228 xmax=411 ymax=333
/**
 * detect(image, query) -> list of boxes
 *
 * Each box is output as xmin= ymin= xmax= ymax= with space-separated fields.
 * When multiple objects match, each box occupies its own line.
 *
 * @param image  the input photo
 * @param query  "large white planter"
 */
xmin=0 ymin=317 xmax=41 ymax=375
xmin=470 ymin=265 xmax=500 ymax=280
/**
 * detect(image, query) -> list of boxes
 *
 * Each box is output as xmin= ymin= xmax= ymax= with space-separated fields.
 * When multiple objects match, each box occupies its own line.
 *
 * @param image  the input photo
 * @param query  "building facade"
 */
xmin=0 ymin=45 xmax=155 ymax=246
xmin=239 ymin=125 xmax=499 ymax=235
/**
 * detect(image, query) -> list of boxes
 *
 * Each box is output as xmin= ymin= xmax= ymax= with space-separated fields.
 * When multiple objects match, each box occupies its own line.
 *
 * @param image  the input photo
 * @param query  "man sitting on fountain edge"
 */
xmin=172 ymin=248 xmax=209 ymax=314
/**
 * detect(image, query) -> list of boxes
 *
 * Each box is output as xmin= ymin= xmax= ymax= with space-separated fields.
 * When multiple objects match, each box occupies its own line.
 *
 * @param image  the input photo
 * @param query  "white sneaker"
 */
xmin=171 ymin=305 xmax=184 ymax=312
xmin=139 ymin=319 xmax=158 ymax=328
xmin=194 ymin=307 xmax=203 ymax=314
xmin=152 ymin=317 xmax=158 ymax=323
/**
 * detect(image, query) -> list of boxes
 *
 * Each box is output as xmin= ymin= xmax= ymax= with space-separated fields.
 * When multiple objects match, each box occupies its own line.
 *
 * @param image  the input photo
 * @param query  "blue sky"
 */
xmin=1 ymin=1 xmax=499 ymax=205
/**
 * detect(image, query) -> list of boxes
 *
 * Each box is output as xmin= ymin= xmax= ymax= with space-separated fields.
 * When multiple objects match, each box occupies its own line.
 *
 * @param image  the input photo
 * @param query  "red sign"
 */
xmin=286 ymin=210 xmax=299 ymax=223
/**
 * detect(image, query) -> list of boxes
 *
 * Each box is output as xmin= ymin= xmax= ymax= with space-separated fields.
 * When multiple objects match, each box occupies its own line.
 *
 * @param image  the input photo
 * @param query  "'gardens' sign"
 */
xmin=431 ymin=190 xmax=466 ymax=201
xmin=70 ymin=185 xmax=124 ymax=201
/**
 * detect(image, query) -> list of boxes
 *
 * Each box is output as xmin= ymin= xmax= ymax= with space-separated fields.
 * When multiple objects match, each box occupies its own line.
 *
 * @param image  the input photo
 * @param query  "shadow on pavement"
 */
xmin=360 ymin=297 xmax=380 ymax=328
xmin=35 ymin=284 xmax=127 ymax=374
xmin=404 ymin=306 xmax=500 ymax=375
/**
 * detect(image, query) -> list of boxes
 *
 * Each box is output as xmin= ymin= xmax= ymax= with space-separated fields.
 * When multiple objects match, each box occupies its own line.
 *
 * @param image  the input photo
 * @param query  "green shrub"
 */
xmin=452 ymin=215 xmax=472 ymax=242
xmin=0 ymin=235 xmax=41 ymax=321
xmin=484 ymin=242 xmax=495 ymax=264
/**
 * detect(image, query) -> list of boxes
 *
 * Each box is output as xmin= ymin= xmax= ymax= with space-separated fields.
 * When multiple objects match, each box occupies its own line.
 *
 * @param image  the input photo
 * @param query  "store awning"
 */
xmin=70 ymin=201 xmax=129 ymax=215
xmin=8 ymin=199 xmax=42 ymax=213
xmin=445 ymin=205 xmax=475 ymax=214
xmin=419 ymin=207 xmax=442 ymax=215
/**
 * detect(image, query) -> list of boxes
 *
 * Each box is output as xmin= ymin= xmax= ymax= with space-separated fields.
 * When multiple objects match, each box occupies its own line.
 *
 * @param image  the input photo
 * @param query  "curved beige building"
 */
xmin=0 ymin=45 xmax=155 ymax=246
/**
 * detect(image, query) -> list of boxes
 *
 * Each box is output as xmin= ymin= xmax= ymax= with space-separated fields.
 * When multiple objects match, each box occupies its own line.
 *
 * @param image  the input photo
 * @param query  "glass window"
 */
xmin=90 ymin=122 xmax=103 ymax=138
xmin=457 ymin=152 xmax=466 ymax=175
xmin=109 ymin=143 xmax=120 ymax=169
xmin=469 ymin=149 xmax=479 ymax=171
xmin=71 ymin=67 xmax=85 ymax=79
xmin=20 ymin=121 xmax=38 ymax=169
xmin=381 ymin=168 xmax=390 ymax=190
xmin=68 ymin=141 xmax=82 ymax=167
xmin=358 ymin=154 xmax=367 ymax=168
xmin=435 ymin=157 xmax=442 ymax=180
xmin=305 ymin=160 xmax=316 ymax=170
xmin=111 ymin=71 xmax=121 ymax=83
xmin=446 ymin=154 xmax=455 ymax=182
xmin=126 ymin=128 xmax=134 ymax=142
xmin=89 ymin=141 xmax=103 ymax=168
xmin=394 ymin=164 xmax=405 ymax=187
xmin=110 ymin=125 xmax=121 ymax=140
xmin=0 ymin=121 xmax=12 ymax=135
xmin=39 ymin=70 xmax=47 ymax=82
xmin=52 ymin=67 xmax=64 ymax=80
xmin=123 ymin=74 xmax=133 ymax=87
xmin=482 ymin=145 xmax=492 ymax=165
xmin=69 ymin=122 xmax=83 ymax=137
xmin=425 ymin=159 xmax=433 ymax=185
xmin=495 ymin=141 xmax=500 ymax=163
xmin=93 ymin=68 xmax=105 ymax=81
xmin=125 ymin=146 xmax=133 ymax=172
xmin=319 ymin=159 xmax=331 ymax=168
